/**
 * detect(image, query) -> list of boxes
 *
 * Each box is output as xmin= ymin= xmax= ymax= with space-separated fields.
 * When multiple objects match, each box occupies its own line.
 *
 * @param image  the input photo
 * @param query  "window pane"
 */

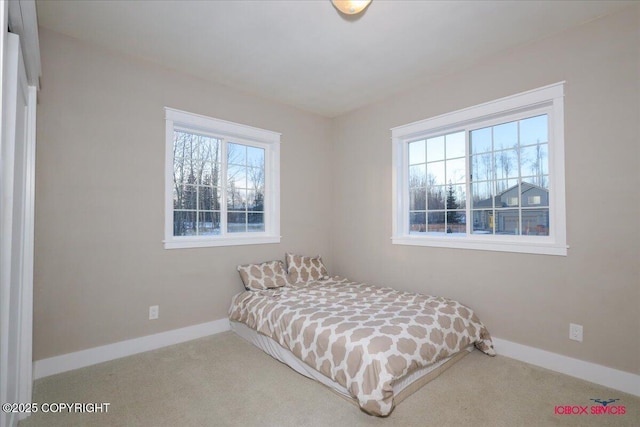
xmin=495 ymin=210 xmax=520 ymax=235
xmin=520 ymin=114 xmax=548 ymax=145
xmin=446 ymin=131 xmax=465 ymax=159
xmin=227 ymin=189 xmax=247 ymax=211
xmin=174 ymin=131 xmax=197 ymax=160
xmin=496 ymin=179 xmax=519 ymax=195
xmin=198 ymin=212 xmax=221 ymax=235
xmin=428 ymin=186 xmax=446 ymax=210
xmin=227 ymin=212 xmax=247 ymax=233
xmin=247 ymin=213 xmax=265 ymax=232
xmin=426 ymin=136 xmax=445 ymax=162
xmin=174 ymin=211 xmax=196 ymax=236
xmin=446 ymin=184 xmax=466 ymax=209
xmin=174 ymin=131 xmax=222 ymax=180
xmin=494 ymin=149 xmax=519 ymax=180
xmin=174 ymin=185 xmax=197 ymax=210
xmin=471 ymin=182 xmax=493 ymax=209
xmin=470 ymin=127 xmax=492 ymax=154
xmin=409 ymin=164 xmax=426 ymax=188
xmin=198 ymin=185 xmax=221 ymax=211
xmin=201 ymin=162 xmax=221 ymax=188
xmin=427 ymin=212 xmax=445 ymax=233
xmin=522 ymin=182 xmax=548 ymax=207
xmin=447 ymin=211 xmax=466 ymax=234
xmin=247 ymin=146 xmax=265 ymax=168
xmin=496 ymin=180 xmax=519 ymax=207
xmin=410 ymin=188 xmax=426 ymax=211
xmin=247 ymin=190 xmax=264 ymax=211
xmin=228 ymin=142 xmax=246 ymax=165
xmin=409 ymin=140 xmax=426 ymax=165
xmin=199 ymin=136 xmax=221 ymax=163
xmin=247 ymin=167 xmax=264 ymax=192
xmin=446 ymin=158 xmax=466 ymax=184
xmin=472 ymin=210 xmax=494 ymax=234
xmin=493 ymin=121 xmax=518 ymax=150
xmin=426 ymin=161 xmax=444 ymax=186
xmin=228 ymin=165 xmax=247 ymax=189
xmin=173 ymin=156 xmax=186 ymax=184
xmin=521 ymin=175 xmax=548 ymax=190
xmin=471 ymin=153 xmax=492 ymax=182
xmin=409 ymin=212 xmax=426 ymax=233
xmin=520 ymin=144 xmax=548 ymax=177
xmin=522 ymin=208 xmax=549 ymax=236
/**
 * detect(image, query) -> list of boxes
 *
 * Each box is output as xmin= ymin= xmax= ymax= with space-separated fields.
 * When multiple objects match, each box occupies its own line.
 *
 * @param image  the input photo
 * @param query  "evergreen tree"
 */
xmin=446 ymin=182 xmax=459 ymax=228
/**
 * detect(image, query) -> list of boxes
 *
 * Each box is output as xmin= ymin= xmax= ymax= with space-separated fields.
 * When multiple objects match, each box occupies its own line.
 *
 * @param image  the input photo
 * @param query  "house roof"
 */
xmin=473 ymin=181 xmax=548 ymax=208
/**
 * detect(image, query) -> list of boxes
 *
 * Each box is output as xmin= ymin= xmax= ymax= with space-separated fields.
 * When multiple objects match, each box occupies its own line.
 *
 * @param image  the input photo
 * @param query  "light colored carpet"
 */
xmin=20 ymin=331 xmax=639 ymax=426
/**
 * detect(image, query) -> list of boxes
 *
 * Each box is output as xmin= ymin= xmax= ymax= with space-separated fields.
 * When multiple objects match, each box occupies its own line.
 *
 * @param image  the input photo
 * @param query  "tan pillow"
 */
xmin=237 ymin=260 xmax=288 ymax=291
xmin=285 ymin=253 xmax=329 ymax=284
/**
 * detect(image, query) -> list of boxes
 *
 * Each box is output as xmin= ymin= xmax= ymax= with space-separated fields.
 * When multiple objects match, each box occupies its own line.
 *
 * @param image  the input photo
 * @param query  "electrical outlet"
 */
xmin=569 ymin=323 xmax=583 ymax=342
xmin=149 ymin=305 xmax=159 ymax=320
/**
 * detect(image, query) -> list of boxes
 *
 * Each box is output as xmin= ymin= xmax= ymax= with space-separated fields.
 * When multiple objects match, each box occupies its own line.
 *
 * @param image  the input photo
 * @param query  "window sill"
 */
xmin=164 ymin=235 xmax=281 ymax=249
xmin=392 ymin=235 xmax=568 ymax=256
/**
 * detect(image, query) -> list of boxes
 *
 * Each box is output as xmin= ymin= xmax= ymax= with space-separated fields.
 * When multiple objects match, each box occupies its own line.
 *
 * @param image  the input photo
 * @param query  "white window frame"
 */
xmin=391 ymin=82 xmax=567 ymax=256
xmin=164 ymin=107 xmax=281 ymax=249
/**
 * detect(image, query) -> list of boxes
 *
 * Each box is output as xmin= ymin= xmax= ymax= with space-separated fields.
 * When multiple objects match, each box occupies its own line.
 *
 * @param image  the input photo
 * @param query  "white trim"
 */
xmin=391 ymin=82 xmax=564 ymax=138
xmin=33 ymin=318 xmax=231 ymax=379
xmin=164 ymin=107 xmax=281 ymax=249
xmin=392 ymin=235 xmax=568 ymax=256
xmin=164 ymin=235 xmax=281 ymax=249
xmin=0 ymin=10 xmax=13 ymax=427
xmin=165 ymin=107 xmax=281 ymax=143
xmin=493 ymin=337 xmax=640 ymax=397
xmin=391 ymin=83 xmax=567 ymax=256
xmin=1 ymin=32 xmax=22 ymax=427
xmin=30 ymin=320 xmax=639 ymax=399
xmin=7 ymin=0 xmax=40 ymax=88
xmin=17 ymin=85 xmax=36 ymax=418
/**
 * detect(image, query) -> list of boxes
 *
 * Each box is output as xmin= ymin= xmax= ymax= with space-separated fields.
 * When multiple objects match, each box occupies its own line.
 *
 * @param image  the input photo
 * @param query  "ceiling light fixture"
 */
xmin=331 ymin=0 xmax=372 ymax=15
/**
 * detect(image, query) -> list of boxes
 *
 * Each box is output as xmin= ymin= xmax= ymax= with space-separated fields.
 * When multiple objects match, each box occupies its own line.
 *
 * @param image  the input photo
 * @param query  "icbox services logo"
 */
xmin=554 ymin=398 xmax=626 ymax=416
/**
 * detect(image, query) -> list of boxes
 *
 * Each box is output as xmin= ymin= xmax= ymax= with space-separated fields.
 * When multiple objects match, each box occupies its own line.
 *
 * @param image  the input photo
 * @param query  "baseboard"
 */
xmin=33 ymin=318 xmax=231 ymax=379
xmin=33 ymin=321 xmax=639 ymax=398
xmin=492 ymin=337 xmax=640 ymax=397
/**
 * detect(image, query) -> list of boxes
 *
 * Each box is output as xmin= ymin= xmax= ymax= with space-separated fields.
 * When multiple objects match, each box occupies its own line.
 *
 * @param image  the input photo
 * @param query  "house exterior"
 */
xmin=472 ymin=182 xmax=549 ymax=235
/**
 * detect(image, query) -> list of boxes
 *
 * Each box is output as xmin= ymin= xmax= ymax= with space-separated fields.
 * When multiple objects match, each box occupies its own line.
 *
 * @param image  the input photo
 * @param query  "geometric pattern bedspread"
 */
xmin=229 ymin=277 xmax=495 ymax=416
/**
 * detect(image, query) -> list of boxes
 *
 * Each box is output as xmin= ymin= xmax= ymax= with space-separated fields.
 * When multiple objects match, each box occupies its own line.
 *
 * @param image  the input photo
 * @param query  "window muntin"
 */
xmin=409 ymin=131 xmax=467 ymax=235
xmin=173 ymin=130 xmax=222 ymax=237
xmin=469 ymin=114 xmax=549 ymax=237
xmin=391 ymin=83 xmax=566 ymax=255
xmin=164 ymin=108 xmax=280 ymax=249
xmin=226 ymin=142 xmax=265 ymax=233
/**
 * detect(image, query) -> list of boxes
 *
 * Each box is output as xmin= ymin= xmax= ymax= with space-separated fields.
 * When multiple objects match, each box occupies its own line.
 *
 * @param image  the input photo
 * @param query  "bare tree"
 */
xmin=173 ymin=132 xmax=222 ymax=235
xmin=247 ymin=163 xmax=265 ymax=212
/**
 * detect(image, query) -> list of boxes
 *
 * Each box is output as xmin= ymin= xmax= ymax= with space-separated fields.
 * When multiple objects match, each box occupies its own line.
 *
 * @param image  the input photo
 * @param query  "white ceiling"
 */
xmin=36 ymin=1 xmax=631 ymax=118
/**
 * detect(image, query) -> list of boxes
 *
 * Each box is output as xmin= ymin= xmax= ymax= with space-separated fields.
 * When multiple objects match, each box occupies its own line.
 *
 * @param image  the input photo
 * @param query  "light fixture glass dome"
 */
xmin=331 ymin=0 xmax=372 ymax=15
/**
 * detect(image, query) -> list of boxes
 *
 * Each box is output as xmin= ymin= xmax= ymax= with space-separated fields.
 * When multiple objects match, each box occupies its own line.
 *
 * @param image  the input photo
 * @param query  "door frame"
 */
xmin=0 ymin=1 xmax=39 ymax=424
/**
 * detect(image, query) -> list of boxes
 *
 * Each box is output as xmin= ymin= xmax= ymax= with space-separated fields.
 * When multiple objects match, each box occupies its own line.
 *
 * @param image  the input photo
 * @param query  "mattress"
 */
xmin=231 ymin=320 xmax=472 ymax=405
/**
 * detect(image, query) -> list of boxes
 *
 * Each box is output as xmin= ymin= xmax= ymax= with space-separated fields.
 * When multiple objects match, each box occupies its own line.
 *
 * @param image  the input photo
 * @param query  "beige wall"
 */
xmin=34 ymin=29 xmax=333 ymax=360
xmin=35 ymin=6 xmax=639 ymax=376
xmin=331 ymin=6 xmax=639 ymax=374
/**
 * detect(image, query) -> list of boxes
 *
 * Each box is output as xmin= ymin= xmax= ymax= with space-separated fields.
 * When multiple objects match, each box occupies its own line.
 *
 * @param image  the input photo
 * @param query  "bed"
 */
xmin=229 ymin=254 xmax=495 ymax=416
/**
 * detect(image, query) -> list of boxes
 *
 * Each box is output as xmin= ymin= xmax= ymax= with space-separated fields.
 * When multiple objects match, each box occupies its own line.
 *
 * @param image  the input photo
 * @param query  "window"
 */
xmin=164 ymin=108 xmax=280 ymax=249
xmin=392 ymin=83 xmax=567 ymax=255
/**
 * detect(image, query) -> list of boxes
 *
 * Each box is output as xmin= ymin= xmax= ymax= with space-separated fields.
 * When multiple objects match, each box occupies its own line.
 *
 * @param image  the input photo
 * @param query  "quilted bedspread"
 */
xmin=228 ymin=277 xmax=495 ymax=416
